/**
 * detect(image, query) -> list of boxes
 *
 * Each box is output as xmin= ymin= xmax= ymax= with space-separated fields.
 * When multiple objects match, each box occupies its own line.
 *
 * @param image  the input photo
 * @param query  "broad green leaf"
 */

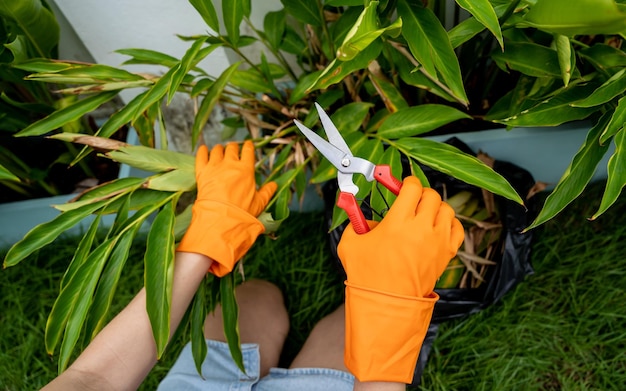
xmin=572 ymin=69 xmax=626 ymax=108
xmin=191 ymin=280 xmax=208 ymax=376
xmin=264 ymin=10 xmax=286 ymax=49
xmin=189 ymin=0 xmax=219 ymax=32
xmin=96 ymin=90 xmax=150 ymax=141
xmin=192 ymin=62 xmax=240 ymax=148
xmin=26 ymin=64 xmax=146 ymax=84
xmin=132 ymin=101 xmax=159 ymax=148
xmin=555 ymin=35 xmax=574 ymax=87
xmin=389 ymin=48 xmax=457 ymax=103
xmin=84 ymin=224 xmax=140 ymax=340
xmin=492 ymin=42 xmax=561 ymax=78
xmin=0 ymin=163 xmax=19 ymax=181
xmin=288 ymin=70 xmax=323 ymax=104
xmin=168 ymin=37 xmax=214 ymax=103
xmin=15 ymin=91 xmax=118 ymax=137
xmin=145 ymin=169 xmax=195 ymax=192
xmin=117 ymin=48 xmax=180 ymax=68
xmin=131 ymin=67 xmax=177 ymax=123
xmin=0 ymin=0 xmax=59 ymax=57
xmin=279 ymin=26 xmax=307 ymax=55
xmin=368 ymin=72 xmax=408 ymax=113
xmin=105 ymin=145 xmax=194 ymax=173
xmin=448 ymin=16 xmax=485 ymax=49
xmin=60 ymin=215 xmax=101 ymax=290
xmin=408 ymin=156 xmax=430 ymax=187
xmin=578 ymin=44 xmax=626 ymax=73
xmin=53 ymin=238 xmax=118 ymax=371
xmin=336 ymin=2 xmax=402 ymax=61
xmin=520 ymin=0 xmax=626 ymax=35
xmin=592 ymin=129 xmax=626 ymax=219
xmin=310 ymin=40 xmax=383 ymax=91
xmin=3 ymin=199 xmax=108 ymax=268
xmin=455 ymin=0 xmax=503 ymax=50
xmin=230 ymin=68 xmax=273 ymax=94
xmin=223 ymin=0 xmax=244 ymax=46
xmin=394 ymin=137 xmax=523 ymax=205
xmin=220 ymin=273 xmax=245 ymax=372
xmin=280 ymin=0 xmax=323 ymax=26
xmin=397 ymin=0 xmax=468 ymax=106
xmin=11 ymin=59 xmax=73 ymax=73
xmin=527 ymin=113 xmax=612 ymax=229
xmin=145 ymin=196 xmax=177 ymax=358
xmin=601 ymin=96 xmax=626 ymax=144
xmin=378 ymin=105 xmax=471 ymax=138
xmin=494 ymin=84 xmax=597 ymax=127
xmin=100 ymin=189 xmax=175 ymax=215
xmin=330 ymin=102 xmax=374 ymax=135
xmin=52 ymin=177 xmax=145 ymax=212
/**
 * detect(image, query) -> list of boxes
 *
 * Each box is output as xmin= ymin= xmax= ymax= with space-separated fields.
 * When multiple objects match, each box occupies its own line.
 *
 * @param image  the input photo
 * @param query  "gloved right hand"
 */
xmin=337 ymin=176 xmax=464 ymax=383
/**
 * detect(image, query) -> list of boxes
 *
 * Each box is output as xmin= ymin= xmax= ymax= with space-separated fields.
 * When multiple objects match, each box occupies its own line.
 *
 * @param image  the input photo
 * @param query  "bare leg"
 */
xmin=204 ymin=280 xmax=290 ymax=377
xmin=289 ymin=304 xmax=348 ymax=372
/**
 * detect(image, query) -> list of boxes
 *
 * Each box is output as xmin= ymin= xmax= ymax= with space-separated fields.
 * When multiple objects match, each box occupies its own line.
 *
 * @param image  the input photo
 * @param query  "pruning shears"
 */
xmin=294 ymin=103 xmax=402 ymax=234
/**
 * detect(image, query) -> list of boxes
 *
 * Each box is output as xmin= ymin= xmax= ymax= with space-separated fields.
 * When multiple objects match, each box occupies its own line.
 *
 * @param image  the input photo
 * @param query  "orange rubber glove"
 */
xmin=337 ymin=176 xmax=464 ymax=383
xmin=177 ymin=141 xmax=277 ymax=277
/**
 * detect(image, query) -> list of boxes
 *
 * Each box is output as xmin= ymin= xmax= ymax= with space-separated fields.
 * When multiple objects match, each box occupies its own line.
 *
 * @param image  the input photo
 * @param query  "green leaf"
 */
xmin=189 ymin=0 xmax=219 ymax=32
xmin=336 ymin=2 xmax=402 ymax=61
xmin=527 ymin=113 xmax=612 ymax=229
xmin=592 ymin=129 xmax=626 ymax=219
xmin=116 ymin=48 xmax=180 ymax=68
xmin=455 ymin=0 xmax=503 ymax=50
xmin=15 ymin=91 xmax=118 ymax=137
xmin=368 ymin=72 xmax=408 ymax=113
xmin=494 ymin=83 xmax=598 ymax=127
xmin=26 ymin=64 xmax=146 ymax=84
xmin=11 ymin=59 xmax=74 ymax=73
xmin=370 ymin=147 xmax=402 ymax=222
xmin=555 ymin=35 xmax=574 ymax=87
xmin=288 ymin=70 xmax=323 ymax=105
xmin=54 ymin=238 xmax=118 ymax=371
xmin=264 ymin=10 xmax=286 ymax=49
xmin=3 ymin=199 xmax=108 ymax=268
xmin=223 ymin=0 xmax=244 ymax=46
xmin=578 ymin=44 xmax=626 ymax=73
xmin=84 ymin=224 xmax=140 ymax=340
xmin=105 ymin=144 xmax=194 ymax=173
xmin=220 ymin=273 xmax=245 ymax=372
xmin=168 ymin=37 xmax=215 ymax=103
xmin=492 ymin=42 xmax=561 ymax=78
xmin=145 ymin=196 xmax=177 ymax=358
xmin=131 ymin=67 xmax=177 ymax=124
xmin=0 ymin=163 xmax=19 ymax=181
xmin=520 ymin=0 xmax=626 ymax=35
xmin=191 ymin=280 xmax=208 ymax=376
xmin=378 ymin=105 xmax=471 ymax=138
xmin=145 ymin=169 xmax=196 ymax=192
xmin=0 ymin=0 xmax=59 ymax=57
xmin=330 ymin=102 xmax=374 ymax=135
xmin=448 ymin=16 xmax=485 ymax=49
xmin=192 ymin=62 xmax=240 ymax=148
xmin=53 ymin=177 xmax=146 ymax=212
xmin=572 ymin=69 xmax=626 ymax=108
xmin=394 ymin=138 xmax=523 ymax=205
xmin=601 ymin=96 xmax=626 ymax=144
xmin=280 ymin=0 xmax=322 ymax=26
xmin=397 ymin=0 xmax=468 ymax=106
xmin=59 ymin=215 xmax=101 ymax=290
xmin=311 ymin=40 xmax=383 ymax=91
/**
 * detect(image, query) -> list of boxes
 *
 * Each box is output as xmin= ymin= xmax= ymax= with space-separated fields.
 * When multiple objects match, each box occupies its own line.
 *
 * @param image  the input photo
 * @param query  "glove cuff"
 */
xmin=344 ymin=282 xmax=438 ymax=383
xmin=176 ymin=201 xmax=264 ymax=277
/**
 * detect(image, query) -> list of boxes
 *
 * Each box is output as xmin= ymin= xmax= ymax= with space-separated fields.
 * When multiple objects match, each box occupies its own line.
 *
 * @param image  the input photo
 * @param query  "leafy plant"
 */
xmin=4 ymin=0 xmax=626 ymax=380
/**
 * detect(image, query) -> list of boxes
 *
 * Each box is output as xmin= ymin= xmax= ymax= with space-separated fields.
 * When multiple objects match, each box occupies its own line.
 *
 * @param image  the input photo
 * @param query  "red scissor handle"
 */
xmin=337 ymin=192 xmax=370 ymax=234
xmin=374 ymin=165 xmax=402 ymax=195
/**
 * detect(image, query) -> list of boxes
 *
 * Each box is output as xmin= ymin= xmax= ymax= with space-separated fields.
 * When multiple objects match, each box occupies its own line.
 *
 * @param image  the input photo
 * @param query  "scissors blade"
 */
xmin=314 ymin=102 xmax=353 ymax=156
xmin=293 ymin=120 xmax=347 ymax=170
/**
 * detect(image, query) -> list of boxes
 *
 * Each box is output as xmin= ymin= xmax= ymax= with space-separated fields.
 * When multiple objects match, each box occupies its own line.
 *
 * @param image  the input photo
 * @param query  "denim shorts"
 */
xmin=157 ymin=340 xmax=355 ymax=391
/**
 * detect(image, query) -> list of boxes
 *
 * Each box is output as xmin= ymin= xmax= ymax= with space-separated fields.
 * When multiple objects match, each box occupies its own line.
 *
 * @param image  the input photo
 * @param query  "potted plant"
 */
xmin=3 ymin=0 xmax=626 ymax=379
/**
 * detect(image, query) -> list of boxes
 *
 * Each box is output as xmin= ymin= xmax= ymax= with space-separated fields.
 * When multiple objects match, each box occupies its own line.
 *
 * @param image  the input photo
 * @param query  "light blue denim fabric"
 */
xmin=157 ymin=340 xmax=355 ymax=391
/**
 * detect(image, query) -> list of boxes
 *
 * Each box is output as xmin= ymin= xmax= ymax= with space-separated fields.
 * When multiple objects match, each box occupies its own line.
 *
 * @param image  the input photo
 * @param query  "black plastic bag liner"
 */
xmin=323 ymin=137 xmax=540 ymax=385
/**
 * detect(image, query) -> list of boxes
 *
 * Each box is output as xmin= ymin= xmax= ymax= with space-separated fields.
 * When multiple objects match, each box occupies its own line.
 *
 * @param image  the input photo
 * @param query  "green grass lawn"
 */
xmin=1 ymin=181 xmax=625 ymax=390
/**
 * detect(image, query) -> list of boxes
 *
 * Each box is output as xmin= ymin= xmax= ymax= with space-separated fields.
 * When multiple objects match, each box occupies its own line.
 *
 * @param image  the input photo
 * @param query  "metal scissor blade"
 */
xmin=314 ymin=102 xmax=352 ymax=156
xmin=293 ymin=120 xmax=347 ymax=170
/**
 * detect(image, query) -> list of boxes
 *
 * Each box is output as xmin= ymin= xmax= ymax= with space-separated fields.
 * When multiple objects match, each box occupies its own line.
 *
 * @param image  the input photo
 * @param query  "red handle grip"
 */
xmin=374 ymin=165 xmax=402 ymax=195
xmin=337 ymin=192 xmax=370 ymax=234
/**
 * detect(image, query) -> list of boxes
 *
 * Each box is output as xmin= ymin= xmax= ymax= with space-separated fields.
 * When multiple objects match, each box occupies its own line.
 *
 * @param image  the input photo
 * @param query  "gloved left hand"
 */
xmin=177 ymin=141 xmax=277 ymax=276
